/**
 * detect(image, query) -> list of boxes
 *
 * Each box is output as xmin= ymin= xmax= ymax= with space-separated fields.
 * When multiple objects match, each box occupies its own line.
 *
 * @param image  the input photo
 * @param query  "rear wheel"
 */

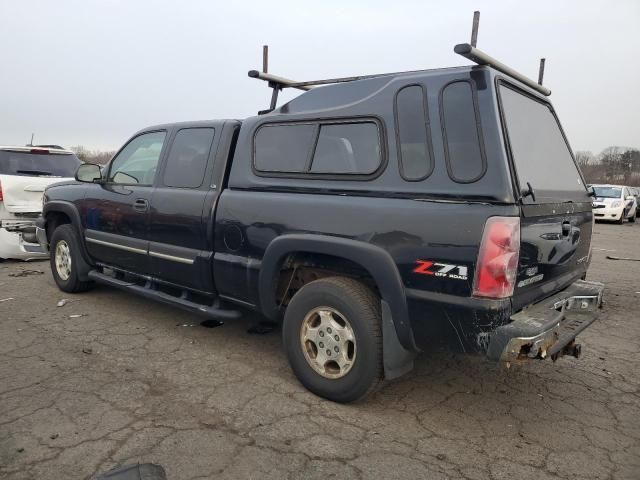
xmin=282 ymin=276 xmax=383 ymax=403
xmin=50 ymin=225 xmax=93 ymax=293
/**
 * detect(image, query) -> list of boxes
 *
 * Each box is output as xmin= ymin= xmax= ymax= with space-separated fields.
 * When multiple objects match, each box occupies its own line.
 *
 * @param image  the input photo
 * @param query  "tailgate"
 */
xmin=0 ymin=174 xmax=70 ymax=214
xmin=514 ymin=202 xmax=592 ymax=307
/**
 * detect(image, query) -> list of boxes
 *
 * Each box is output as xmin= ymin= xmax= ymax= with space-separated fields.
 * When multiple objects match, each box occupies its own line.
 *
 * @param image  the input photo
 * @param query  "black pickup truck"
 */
xmin=37 ymin=45 xmax=604 ymax=402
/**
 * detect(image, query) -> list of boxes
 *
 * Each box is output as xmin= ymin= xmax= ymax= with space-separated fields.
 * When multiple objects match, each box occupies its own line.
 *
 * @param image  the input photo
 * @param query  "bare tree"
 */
xmin=580 ymin=146 xmax=640 ymax=186
xmin=575 ymin=150 xmax=594 ymax=169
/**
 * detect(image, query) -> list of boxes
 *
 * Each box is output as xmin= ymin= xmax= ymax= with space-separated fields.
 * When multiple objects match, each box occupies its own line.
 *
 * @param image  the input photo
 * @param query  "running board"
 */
xmin=87 ymin=270 xmax=242 ymax=320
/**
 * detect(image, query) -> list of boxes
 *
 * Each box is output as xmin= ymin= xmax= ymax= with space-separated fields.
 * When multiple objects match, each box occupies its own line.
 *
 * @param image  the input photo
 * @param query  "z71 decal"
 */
xmin=413 ymin=260 xmax=468 ymax=281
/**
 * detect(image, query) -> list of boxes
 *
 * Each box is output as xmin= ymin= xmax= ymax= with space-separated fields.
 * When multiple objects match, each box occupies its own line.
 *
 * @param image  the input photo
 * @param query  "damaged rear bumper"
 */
xmin=0 ymin=220 xmax=48 ymax=260
xmin=487 ymin=280 xmax=604 ymax=363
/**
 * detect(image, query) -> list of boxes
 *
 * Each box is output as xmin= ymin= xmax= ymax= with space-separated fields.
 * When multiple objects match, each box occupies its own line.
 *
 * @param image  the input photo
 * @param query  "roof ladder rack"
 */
xmin=454 ymin=11 xmax=551 ymax=96
xmin=248 ymin=45 xmax=312 ymax=115
xmin=248 ymin=46 xmax=436 ymax=113
xmin=249 ymin=13 xmax=551 ymax=113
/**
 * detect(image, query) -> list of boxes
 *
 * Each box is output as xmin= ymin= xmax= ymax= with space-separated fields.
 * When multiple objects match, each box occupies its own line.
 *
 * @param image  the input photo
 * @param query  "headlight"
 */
xmin=611 ymin=201 xmax=622 ymax=208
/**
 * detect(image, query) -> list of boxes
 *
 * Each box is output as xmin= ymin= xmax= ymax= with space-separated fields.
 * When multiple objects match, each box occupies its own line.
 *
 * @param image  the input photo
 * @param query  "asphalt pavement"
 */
xmin=0 ymin=221 xmax=638 ymax=479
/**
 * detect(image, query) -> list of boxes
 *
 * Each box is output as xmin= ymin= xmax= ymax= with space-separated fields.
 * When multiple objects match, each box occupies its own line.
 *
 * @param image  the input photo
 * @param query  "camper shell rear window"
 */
xmin=498 ymin=82 xmax=586 ymax=202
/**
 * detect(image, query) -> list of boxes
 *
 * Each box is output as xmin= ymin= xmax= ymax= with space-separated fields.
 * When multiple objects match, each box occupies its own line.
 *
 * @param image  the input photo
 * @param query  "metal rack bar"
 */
xmin=248 ymin=70 xmax=312 ymax=91
xmin=538 ymin=58 xmax=546 ymax=86
xmin=286 ymin=68 xmax=433 ymax=88
xmin=454 ymin=43 xmax=551 ymax=96
xmin=471 ymin=11 xmax=480 ymax=47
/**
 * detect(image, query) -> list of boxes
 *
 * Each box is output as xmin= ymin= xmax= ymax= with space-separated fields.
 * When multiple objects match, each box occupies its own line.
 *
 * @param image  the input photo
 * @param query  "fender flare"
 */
xmin=43 ymin=201 xmax=93 ymax=267
xmin=259 ymin=233 xmax=417 ymax=351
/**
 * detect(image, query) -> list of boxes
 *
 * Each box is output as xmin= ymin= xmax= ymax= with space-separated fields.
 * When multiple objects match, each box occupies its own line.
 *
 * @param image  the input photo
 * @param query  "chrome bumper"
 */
xmin=487 ymin=280 xmax=605 ymax=363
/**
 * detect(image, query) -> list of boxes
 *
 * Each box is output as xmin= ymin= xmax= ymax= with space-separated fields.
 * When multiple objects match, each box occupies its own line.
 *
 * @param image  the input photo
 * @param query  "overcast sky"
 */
xmin=1 ymin=0 xmax=638 ymax=153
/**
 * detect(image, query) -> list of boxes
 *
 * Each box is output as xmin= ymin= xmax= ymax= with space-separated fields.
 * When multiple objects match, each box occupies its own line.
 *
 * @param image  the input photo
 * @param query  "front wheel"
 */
xmin=49 ymin=225 xmax=93 ymax=293
xmin=629 ymin=209 xmax=636 ymax=223
xmin=282 ymin=276 xmax=383 ymax=403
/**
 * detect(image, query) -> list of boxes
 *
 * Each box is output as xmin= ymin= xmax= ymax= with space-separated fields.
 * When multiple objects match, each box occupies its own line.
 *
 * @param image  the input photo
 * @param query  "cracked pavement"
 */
xmin=0 ymin=222 xmax=639 ymax=480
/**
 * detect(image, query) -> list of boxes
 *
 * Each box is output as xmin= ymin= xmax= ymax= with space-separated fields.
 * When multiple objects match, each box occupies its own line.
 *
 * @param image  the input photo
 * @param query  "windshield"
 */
xmin=499 ymin=84 xmax=587 ymax=203
xmin=0 ymin=150 xmax=81 ymax=177
xmin=593 ymin=186 xmax=622 ymax=199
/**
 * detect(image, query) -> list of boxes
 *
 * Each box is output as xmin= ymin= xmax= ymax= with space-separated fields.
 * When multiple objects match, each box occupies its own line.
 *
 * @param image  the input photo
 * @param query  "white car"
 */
xmin=0 ymin=146 xmax=80 ymax=260
xmin=592 ymin=184 xmax=638 ymax=224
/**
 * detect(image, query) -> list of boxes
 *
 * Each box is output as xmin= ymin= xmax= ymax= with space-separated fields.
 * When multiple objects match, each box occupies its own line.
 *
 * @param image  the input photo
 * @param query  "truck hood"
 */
xmin=0 ymin=174 xmax=74 ymax=214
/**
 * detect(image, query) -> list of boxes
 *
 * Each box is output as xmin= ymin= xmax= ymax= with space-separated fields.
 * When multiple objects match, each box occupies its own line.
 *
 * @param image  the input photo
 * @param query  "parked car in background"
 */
xmin=591 ymin=184 xmax=637 ymax=224
xmin=629 ymin=187 xmax=640 ymax=217
xmin=0 ymin=146 xmax=80 ymax=260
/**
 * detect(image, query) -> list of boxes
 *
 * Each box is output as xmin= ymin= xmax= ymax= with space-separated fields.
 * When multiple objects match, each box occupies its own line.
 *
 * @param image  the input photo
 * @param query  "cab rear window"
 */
xmin=499 ymin=84 xmax=586 ymax=202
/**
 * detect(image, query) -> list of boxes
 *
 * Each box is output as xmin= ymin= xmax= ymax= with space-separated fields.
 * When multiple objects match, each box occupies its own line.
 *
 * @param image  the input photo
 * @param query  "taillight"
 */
xmin=0 ymin=180 xmax=3 ymax=202
xmin=472 ymin=216 xmax=520 ymax=299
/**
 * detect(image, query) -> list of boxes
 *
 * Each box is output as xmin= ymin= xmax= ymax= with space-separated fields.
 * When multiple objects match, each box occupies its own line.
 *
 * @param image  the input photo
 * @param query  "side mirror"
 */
xmin=75 ymin=163 xmax=103 ymax=183
xmin=626 ymin=195 xmax=635 ymax=201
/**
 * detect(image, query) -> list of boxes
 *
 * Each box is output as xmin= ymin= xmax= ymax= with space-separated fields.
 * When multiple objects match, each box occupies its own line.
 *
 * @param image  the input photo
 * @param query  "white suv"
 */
xmin=0 ymin=146 xmax=80 ymax=260
xmin=592 ymin=184 xmax=638 ymax=224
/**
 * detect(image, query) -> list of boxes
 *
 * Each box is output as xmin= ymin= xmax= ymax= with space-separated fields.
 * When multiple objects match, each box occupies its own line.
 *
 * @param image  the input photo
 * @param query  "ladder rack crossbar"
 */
xmin=286 ymin=68 xmax=433 ymax=88
xmin=248 ymin=70 xmax=312 ymax=91
xmin=249 ymin=68 xmax=434 ymax=90
xmin=454 ymin=43 xmax=551 ymax=96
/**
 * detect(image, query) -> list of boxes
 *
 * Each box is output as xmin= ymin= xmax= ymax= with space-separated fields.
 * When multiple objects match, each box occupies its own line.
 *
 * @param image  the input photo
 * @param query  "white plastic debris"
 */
xmin=57 ymin=299 xmax=68 ymax=307
xmin=0 ymin=298 xmax=14 ymax=303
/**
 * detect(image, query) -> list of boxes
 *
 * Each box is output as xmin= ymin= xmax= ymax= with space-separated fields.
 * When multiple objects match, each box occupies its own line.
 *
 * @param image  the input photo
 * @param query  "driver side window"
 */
xmin=109 ymin=131 xmax=166 ymax=185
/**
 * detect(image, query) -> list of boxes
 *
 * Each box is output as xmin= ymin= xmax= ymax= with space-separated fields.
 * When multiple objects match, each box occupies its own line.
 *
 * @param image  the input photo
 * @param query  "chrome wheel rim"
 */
xmin=300 ymin=306 xmax=356 ymax=379
xmin=55 ymin=240 xmax=72 ymax=281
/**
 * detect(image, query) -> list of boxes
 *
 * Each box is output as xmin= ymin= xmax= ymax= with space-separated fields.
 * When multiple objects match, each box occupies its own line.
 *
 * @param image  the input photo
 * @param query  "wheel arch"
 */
xmin=43 ymin=201 xmax=93 ymax=266
xmin=259 ymin=234 xmax=416 ymax=351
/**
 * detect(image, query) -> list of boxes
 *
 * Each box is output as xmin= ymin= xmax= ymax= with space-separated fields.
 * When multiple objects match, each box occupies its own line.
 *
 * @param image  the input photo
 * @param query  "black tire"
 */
xmin=49 ymin=224 xmax=93 ymax=293
xmin=629 ymin=209 xmax=636 ymax=223
xmin=618 ymin=214 xmax=625 ymax=224
xmin=282 ymin=276 xmax=383 ymax=403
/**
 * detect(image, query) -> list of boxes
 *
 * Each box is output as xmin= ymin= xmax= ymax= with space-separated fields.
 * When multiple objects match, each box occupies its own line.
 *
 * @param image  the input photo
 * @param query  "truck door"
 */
xmin=83 ymin=130 xmax=167 ymax=274
xmin=147 ymin=126 xmax=219 ymax=293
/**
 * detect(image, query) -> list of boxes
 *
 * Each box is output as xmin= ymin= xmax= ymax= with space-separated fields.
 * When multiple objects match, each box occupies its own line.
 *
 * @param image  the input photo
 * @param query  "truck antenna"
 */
xmin=29 ymin=133 xmax=34 ymax=146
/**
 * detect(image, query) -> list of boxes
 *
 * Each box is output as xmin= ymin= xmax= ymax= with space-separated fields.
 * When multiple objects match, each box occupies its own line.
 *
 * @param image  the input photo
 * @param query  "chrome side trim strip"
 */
xmin=149 ymin=250 xmax=195 ymax=265
xmin=85 ymin=236 xmax=147 ymax=255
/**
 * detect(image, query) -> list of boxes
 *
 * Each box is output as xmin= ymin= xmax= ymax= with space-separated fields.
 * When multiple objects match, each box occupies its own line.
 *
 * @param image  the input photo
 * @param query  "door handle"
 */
xmin=133 ymin=198 xmax=149 ymax=213
xmin=561 ymin=221 xmax=571 ymax=236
